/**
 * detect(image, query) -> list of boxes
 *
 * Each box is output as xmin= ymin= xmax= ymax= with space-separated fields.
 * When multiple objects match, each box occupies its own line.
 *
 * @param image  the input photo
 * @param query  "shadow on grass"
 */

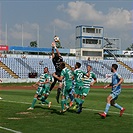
xmin=34 ymin=105 xmax=64 ymax=115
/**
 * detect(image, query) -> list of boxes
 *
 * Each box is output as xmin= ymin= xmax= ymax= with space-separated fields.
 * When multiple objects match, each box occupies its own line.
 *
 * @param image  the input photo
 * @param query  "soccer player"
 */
xmin=77 ymin=65 xmax=97 ymax=113
xmin=27 ymin=67 xmax=52 ymax=110
xmin=73 ymin=62 xmax=89 ymax=112
xmin=39 ymin=71 xmax=53 ymax=105
xmin=68 ymin=66 xmax=75 ymax=107
xmin=50 ymin=42 xmax=63 ymax=103
xmin=53 ymin=62 xmax=73 ymax=113
xmin=99 ymin=64 xmax=125 ymax=118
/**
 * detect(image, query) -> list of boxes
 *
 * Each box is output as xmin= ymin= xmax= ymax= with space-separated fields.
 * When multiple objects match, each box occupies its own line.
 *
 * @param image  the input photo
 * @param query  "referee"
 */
xmin=50 ymin=42 xmax=63 ymax=103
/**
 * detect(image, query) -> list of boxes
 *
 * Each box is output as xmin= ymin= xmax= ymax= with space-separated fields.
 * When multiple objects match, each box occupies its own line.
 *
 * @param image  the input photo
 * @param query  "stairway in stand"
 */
xmin=0 ymin=61 xmax=19 ymax=79
xmin=117 ymin=60 xmax=133 ymax=73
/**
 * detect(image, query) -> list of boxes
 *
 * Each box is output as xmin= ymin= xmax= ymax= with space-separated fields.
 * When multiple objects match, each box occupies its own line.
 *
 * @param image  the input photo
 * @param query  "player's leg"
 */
xmin=60 ymin=85 xmax=67 ymax=112
xmin=60 ymin=84 xmax=71 ymax=113
xmin=111 ymin=95 xmax=125 ymax=116
xmin=77 ymin=88 xmax=89 ymax=113
xmin=80 ymin=87 xmax=89 ymax=104
xmin=41 ymin=94 xmax=52 ymax=108
xmin=40 ymin=87 xmax=52 ymax=107
xmin=50 ymin=77 xmax=57 ymax=91
xmin=74 ymin=85 xmax=81 ymax=105
xmin=56 ymin=81 xmax=62 ymax=103
xmin=27 ymin=93 xmax=38 ymax=110
xmin=69 ymin=88 xmax=75 ymax=107
xmin=99 ymin=94 xmax=113 ymax=118
xmin=28 ymin=87 xmax=43 ymax=110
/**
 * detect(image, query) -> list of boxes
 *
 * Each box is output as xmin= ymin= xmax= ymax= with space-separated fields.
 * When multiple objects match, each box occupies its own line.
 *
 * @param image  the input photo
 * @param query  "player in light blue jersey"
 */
xmin=99 ymin=64 xmax=125 ymax=118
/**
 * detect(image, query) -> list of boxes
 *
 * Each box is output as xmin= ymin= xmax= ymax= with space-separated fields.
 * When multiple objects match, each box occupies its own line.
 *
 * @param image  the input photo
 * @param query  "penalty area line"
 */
xmin=1 ymin=100 xmax=133 ymax=116
xmin=0 ymin=126 xmax=22 ymax=133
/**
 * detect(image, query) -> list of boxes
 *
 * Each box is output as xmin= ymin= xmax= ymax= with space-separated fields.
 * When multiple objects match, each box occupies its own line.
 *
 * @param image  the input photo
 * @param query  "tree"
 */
xmin=126 ymin=44 xmax=133 ymax=51
xmin=30 ymin=41 xmax=38 ymax=47
xmin=126 ymin=47 xmax=131 ymax=51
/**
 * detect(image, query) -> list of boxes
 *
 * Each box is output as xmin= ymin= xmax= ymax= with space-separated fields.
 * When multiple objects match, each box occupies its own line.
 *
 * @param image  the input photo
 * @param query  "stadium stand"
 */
xmin=0 ymin=56 xmax=132 ymax=80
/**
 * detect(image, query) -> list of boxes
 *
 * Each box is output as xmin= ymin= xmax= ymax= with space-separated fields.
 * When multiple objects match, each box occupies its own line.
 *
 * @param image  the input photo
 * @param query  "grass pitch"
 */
xmin=0 ymin=85 xmax=133 ymax=133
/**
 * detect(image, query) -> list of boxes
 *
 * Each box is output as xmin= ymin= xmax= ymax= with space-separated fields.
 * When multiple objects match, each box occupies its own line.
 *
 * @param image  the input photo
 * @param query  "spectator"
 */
xmin=4 ymin=54 xmax=7 ymax=58
xmin=21 ymin=54 xmax=26 ymax=59
xmin=88 ymin=57 xmax=90 ymax=61
xmin=95 ymin=58 xmax=98 ymax=62
xmin=0 ymin=52 xmax=3 ymax=58
xmin=39 ymin=60 xmax=43 ymax=65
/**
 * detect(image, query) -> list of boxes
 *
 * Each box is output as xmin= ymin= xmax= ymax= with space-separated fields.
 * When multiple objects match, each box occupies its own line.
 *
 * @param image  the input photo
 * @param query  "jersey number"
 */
xmin=77 ymin=73 xmax=83 ymax=81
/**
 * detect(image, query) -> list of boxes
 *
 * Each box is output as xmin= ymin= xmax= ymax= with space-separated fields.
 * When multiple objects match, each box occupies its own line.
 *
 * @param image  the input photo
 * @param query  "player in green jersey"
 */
xmin=40 ymin=72 xmax=53 ymax=106
xmin=73 ymin=62 xmax=89 ymax=112
xmin=27 ymin=67 xmax=52 ymax=110
xmin=53 ymin=62 xmax=73 ymax=113
xmin=77 ymin=65 xmax=97 ymax=113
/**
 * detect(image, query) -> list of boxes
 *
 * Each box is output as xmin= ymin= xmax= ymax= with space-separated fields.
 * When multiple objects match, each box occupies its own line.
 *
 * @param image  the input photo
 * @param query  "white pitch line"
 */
xmin=1 ymin=100 xmax=133 ymax=116
xmin=0 ymin=126 xmax=22 ymax=133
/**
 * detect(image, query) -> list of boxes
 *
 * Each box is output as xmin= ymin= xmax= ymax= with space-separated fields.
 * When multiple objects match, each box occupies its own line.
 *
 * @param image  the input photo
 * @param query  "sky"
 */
xmin=0 ymin=0 xmax=132 ymax=50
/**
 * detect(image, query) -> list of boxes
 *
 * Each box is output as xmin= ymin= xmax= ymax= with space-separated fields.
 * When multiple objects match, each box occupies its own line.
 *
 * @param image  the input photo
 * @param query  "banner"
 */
xmin=0 ymin=45 xmax=9 ymax=51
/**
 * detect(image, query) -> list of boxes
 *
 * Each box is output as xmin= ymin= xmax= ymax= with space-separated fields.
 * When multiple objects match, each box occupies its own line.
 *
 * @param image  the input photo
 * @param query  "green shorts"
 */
xmin=81 ymin=87 xmax=90 ymax=96
xmin=74 ymin=83 xmax=83 ymax=95
xmin=36 ymin=87 xmax=45 ymax=96
xmin=62 ymin=82 xmax=72 ymax=96
xmin=42 ymin=87 xmax=50 ymax=95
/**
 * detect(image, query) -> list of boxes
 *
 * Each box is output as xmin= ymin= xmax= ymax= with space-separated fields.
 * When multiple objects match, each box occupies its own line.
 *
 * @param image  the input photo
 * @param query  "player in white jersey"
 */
xmin=27 ymin=67 xmax=52 ymax=110
xmin=77 ymin=65 xmax=97 ymax=113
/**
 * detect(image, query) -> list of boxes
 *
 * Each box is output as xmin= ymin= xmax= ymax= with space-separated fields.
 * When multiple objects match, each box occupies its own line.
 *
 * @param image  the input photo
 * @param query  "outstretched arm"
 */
xmin=51 ymin=42 xmax=55 ymax=59
xmin=104 ymin=83 xmax=112 ymax=89
xmin=52 ymin=42 xmax=61 ymax=57
xmin=53 ymin=73 xmax=63 ymax=81
xmin=90 ymin=78 xmax=97 ymax=86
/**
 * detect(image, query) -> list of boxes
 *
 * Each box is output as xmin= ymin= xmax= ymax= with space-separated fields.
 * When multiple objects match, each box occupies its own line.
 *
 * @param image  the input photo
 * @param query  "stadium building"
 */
xmin=0 ymin=25 xmax=132 ymax=83
xmin=75 ymin=25 xmax=104 ymax=60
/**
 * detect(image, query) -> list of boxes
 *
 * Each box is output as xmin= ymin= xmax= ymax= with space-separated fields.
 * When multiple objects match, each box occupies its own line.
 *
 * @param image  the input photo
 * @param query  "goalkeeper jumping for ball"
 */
xmin=50 ymin=41 xmax=63 ymax=103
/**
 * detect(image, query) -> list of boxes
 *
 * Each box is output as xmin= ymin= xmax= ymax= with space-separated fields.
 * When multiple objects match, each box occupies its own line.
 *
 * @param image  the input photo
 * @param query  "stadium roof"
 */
xmin=9 ymin=46 xmax=70 ymax=53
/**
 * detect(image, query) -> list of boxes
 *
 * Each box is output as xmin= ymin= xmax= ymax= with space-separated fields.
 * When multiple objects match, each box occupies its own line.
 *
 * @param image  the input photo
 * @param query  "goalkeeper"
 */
xmin=50 ymin=42 xmax=63 ymax=103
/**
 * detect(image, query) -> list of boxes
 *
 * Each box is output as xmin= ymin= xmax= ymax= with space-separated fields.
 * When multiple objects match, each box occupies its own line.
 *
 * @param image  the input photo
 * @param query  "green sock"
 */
xmin=64 ymin=99 xmax=68 ymax=106
xmin=40 ymin=96 xmax=45 ymax=103
xmin=40 ymin=96 xmax=49 ymax=104
xmin=74 ymin=98 xmax=80 ymax=105
xmin=31 ymin=98 xmax=37 ymax=108
xmin=45 ymin=100 xmax=49 ymax=104
xmin=61 ymin=99 xmax=65 ymax=110
xmin=80 ymin=99 xmax=84 ymax=104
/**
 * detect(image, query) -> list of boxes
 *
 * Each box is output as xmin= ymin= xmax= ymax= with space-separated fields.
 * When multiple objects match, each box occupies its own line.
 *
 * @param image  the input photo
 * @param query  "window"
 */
xmin=99 ymin=29 xmax=101 ymax=33
xmin=83 ymin=39 xmax=85 ymax=43
xmin=86 ymin=28 xmax=95 ymax=33
xmin=85 ymin=39 xmax=98 ymax=44
xmin=82 ymin=51 xmax=102 ymax=56
xmin=83 ymin=28 xmax=86 ymax=32
xmin=99 ymin=40 xmax=101 ymax=44
xmin=96 ymin=29 xmax=99 ymax=33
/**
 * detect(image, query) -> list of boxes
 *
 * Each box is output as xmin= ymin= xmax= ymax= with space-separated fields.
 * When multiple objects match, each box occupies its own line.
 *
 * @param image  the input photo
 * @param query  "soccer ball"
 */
xmin=54 ymin=36 xmax=60 ymax=42
xmin=54 ymin=36 xmax=61 ymax=48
